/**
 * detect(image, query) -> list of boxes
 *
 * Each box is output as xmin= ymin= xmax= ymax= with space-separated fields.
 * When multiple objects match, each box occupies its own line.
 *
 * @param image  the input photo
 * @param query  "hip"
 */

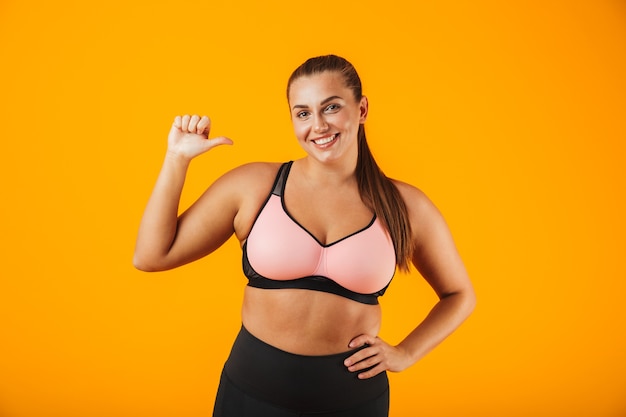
xmin=221 ymin=325 xmax=389 ymax=414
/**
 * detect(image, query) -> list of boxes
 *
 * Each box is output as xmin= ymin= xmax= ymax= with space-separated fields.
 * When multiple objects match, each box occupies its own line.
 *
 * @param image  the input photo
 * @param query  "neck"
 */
xmin=299 ymin=154 xmax=358 ymax=186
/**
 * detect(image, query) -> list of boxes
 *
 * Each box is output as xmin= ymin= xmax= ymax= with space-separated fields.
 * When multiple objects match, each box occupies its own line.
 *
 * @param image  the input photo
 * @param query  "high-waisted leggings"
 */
xmin=213 ymin=326 xmax=389 ymax=417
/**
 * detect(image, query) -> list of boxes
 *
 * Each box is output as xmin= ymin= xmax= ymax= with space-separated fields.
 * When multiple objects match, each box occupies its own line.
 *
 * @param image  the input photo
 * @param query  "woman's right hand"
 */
xmin=167 ymin=114 xmax=233 ymax=160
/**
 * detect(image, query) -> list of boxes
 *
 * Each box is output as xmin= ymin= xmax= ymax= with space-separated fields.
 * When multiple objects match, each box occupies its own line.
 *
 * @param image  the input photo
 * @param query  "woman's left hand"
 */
xmin=344 ymin=335 xmax=414 ymax=379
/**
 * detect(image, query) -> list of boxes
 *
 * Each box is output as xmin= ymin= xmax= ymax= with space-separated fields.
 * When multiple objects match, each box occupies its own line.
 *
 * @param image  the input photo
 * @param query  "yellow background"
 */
xmin=1 ymin=1 xmax=625 ymax=416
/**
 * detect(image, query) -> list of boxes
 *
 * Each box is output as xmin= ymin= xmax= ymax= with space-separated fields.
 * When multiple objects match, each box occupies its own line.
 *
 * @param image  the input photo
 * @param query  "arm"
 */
xmin=133 ymin=115 xmax=234 ymax=271
xmin=345 ymin=183 xmax=476 ymax=378
xmin=394 ymin=183 xmax=476 ymax=363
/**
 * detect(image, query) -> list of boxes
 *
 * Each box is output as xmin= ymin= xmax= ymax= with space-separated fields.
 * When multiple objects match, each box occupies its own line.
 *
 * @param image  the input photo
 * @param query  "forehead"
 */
xmin=288 ymin=71 xmax=351 ymax=104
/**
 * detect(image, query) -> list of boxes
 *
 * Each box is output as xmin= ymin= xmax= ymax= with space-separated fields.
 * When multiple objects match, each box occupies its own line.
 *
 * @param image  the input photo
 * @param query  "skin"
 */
xmin=134 ymin=71 xmax=476 ymax=379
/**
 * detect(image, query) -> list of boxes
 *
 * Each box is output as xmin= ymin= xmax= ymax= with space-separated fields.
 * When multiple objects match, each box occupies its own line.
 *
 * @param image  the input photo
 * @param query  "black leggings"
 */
xmin=213 ymin=326 xmax=389 ymax=417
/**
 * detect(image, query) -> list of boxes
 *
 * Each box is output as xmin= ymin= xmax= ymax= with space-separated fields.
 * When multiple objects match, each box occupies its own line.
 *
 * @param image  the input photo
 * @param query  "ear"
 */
xmin=359 ymin=96 xmax=369 ymax=123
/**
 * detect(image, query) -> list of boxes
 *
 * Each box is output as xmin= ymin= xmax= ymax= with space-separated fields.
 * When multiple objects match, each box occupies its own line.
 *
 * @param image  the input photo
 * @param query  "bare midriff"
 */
xmin=241 ymin=286 xmax=382 ymax=356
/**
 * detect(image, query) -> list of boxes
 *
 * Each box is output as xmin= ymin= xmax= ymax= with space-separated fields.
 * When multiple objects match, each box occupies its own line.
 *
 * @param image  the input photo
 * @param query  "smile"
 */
xmin=312 ymin=133 xmax=339 ymax=145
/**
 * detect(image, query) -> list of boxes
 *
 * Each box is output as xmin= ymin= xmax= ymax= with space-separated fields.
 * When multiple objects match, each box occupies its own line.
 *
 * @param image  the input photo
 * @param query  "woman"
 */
xmin=134 ymin=55 xmax=475 ymax=417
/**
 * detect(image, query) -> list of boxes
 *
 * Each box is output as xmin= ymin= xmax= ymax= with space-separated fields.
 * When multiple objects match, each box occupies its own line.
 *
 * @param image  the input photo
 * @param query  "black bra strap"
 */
xmin=272 ymin=161 xmax=293 ymax=196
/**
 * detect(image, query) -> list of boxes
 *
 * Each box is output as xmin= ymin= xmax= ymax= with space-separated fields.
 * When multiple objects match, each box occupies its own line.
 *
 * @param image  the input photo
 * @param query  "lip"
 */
xmin=310 ymin=133 xmax=339 ymax=147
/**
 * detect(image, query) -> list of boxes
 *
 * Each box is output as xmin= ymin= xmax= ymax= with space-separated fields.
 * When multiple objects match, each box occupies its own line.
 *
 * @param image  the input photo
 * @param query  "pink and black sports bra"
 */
xmin=243 ymin=161 xmax=396 ymax=305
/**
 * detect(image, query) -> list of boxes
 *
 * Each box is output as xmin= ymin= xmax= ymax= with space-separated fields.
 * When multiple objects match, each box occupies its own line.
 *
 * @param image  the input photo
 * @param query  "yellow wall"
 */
xmin=1 ymin=1 xmax=625 ymax=416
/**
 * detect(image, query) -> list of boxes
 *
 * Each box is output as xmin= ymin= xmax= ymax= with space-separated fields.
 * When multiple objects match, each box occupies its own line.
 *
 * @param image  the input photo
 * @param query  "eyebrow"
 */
xmin=291 ymin=95 xmax=343 ymax=111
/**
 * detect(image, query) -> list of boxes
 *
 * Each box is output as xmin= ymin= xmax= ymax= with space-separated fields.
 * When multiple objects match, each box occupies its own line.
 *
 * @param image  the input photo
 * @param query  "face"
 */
xmin=288 ymin=71 xmax=368 ymax=164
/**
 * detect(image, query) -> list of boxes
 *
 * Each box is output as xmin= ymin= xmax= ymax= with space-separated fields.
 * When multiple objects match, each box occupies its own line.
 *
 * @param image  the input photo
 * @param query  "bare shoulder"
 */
xmin=220 ymin=161 xmax=282 ymax=186
xmin=220 ymin=161 xmax=282 ymax=181
xmin=390 ymin=179 xmax=439 ymax=218
xmin=390 ymin=178 xmax=450 ymax=242
xmin=187 ymin=161 xmax=282 ymax=214
xmin=212 ymin=161 xmax=282 ymax=198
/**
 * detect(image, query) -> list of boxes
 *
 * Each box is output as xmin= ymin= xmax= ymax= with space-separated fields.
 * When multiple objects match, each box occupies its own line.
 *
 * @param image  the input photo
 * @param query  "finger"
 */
xmin=173 ymin=115 xmax=182 ymax=129
xmin=357 ymin=364 xmax=386 ymax=380
xmin=188 ymin=114 xmax=200 ymax=133
xmin=181 ymin=114 xmax=191 ymax=132
xmin=348 ymin=334 xmax=377 ymax=349
xmin=204 ymin=136 xmax=234 ymax=150
xmin=344 ymin=346 xmax=377 ymax=368
xmin=347 ymin=352 xmax=381 ymax=372
xmin=197 ymin=116 xmax=211 ymax=134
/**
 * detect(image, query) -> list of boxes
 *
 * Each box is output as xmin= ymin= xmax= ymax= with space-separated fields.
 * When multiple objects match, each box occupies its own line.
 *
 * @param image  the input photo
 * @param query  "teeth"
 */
xmin=313 ymin=134 xmax=336 ymax=145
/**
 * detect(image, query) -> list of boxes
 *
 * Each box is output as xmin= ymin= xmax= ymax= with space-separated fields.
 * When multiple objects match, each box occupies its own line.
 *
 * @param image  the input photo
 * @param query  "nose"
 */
xmin=313 ymin=113 xmax=329 ymax=133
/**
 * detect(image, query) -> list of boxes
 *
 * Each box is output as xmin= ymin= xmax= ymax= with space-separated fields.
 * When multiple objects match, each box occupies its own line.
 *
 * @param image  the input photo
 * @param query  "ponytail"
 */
xmin=355 ymin=125 xmax=413 ymax=272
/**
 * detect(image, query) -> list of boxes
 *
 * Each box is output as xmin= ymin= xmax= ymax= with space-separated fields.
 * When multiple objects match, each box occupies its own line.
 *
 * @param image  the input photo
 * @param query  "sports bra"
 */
xmin=242 ymin=161 xmax=396 ymax=305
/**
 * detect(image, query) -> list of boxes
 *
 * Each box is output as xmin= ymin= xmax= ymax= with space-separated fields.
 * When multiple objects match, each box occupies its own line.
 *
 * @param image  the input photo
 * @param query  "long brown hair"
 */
xmin=287 ymin=55 xmax=413 ymax=272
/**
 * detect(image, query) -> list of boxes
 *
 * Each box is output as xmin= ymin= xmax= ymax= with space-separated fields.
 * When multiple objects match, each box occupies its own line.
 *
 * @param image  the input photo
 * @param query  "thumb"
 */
xmin=348 ymin=334 xmax=376 ymax=348
xmin=205 ymin=136 xmax=234 ymax=150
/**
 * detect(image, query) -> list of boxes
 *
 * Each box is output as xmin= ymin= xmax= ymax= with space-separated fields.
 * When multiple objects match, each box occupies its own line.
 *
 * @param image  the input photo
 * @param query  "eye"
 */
xmin=296 ymin=110 xmax=310 ymax=119
xmin=324 ymin=103 xmax=341 ymax=113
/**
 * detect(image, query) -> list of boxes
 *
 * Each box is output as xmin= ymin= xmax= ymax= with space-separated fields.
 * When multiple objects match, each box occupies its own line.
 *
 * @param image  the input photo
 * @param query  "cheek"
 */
xmin=334 ymin=111 xmax=358 ymax=128
xmin=292 ymin=123 xmax=309 ymax=141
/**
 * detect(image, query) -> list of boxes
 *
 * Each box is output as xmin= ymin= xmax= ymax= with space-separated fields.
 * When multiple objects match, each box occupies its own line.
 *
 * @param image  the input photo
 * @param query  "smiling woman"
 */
xmin=134 ymin=54 xmax=475 ymax=416
xmin=289 ymin=75 xmax=364 ymax=163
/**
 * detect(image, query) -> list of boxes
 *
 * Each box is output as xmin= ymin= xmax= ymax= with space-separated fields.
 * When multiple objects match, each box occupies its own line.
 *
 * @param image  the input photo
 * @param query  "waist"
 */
xmin=242 ymin=286 xmax=381 ymax=355
xmin=224 ymin=325 xmax=389 ymax=413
